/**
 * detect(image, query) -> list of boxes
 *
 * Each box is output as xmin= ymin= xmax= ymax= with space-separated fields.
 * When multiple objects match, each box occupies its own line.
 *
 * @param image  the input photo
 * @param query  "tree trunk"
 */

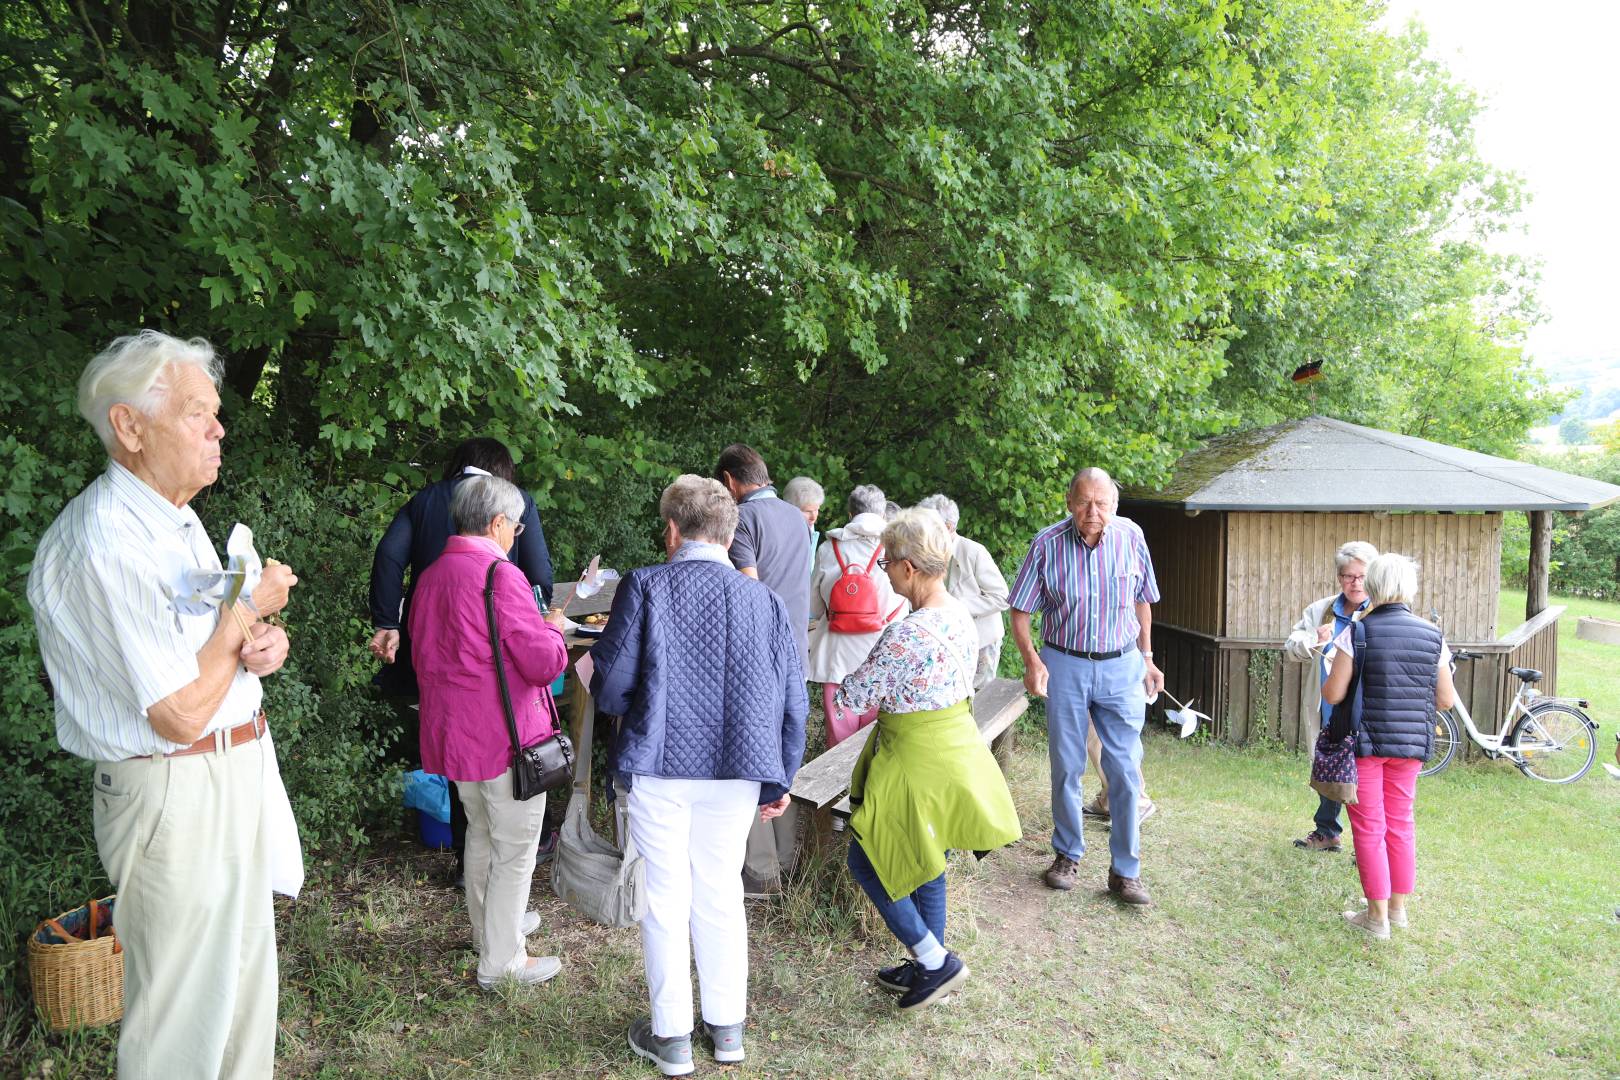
xmin=1526 ymin=510 xmax=1552 ymax=620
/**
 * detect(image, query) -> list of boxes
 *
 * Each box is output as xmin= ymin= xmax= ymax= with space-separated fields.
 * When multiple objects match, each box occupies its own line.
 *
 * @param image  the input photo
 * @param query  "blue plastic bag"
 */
xmin=402 ymin=769 xmax=451 ymax=823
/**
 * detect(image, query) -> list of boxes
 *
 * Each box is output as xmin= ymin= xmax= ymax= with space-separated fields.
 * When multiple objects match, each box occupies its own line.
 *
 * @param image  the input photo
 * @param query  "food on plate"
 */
xmin=583 ymin=614 xmax=609 ymax=626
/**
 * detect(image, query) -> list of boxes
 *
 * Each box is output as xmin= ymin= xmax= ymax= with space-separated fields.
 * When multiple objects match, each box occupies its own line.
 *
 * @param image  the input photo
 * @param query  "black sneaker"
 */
xmin=897 ymin=952 xmax=967 ymax=1011
xmin=875 ymin=958 xmax=917 ymax=993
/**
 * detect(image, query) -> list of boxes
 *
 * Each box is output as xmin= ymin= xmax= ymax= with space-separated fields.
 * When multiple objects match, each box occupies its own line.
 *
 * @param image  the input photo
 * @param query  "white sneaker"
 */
xmin=478 ymin=955 xmax=562 ymax=991
xmin=521 ymin=909 xmax=541 ymax=936
xmin=1341 ymin=910 xmax=1390 ymax=940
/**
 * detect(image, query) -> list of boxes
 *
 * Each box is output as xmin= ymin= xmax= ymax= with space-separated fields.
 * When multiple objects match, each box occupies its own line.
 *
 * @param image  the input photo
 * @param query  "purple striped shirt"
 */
xmin=1007 ymin=516 xmax=1160 ymax=654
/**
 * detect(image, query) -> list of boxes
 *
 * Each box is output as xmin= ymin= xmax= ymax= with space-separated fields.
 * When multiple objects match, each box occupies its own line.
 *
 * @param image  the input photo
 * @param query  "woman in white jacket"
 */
xmin=808 ymin=485 xmax=908 ymax=746
xmin=1283 ymin=540 xmax=1378 ymax=852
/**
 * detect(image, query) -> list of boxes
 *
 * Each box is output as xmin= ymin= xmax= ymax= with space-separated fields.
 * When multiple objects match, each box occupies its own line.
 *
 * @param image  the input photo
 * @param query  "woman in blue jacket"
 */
xmin=590 ymin=474 xmax=806 ymax=1077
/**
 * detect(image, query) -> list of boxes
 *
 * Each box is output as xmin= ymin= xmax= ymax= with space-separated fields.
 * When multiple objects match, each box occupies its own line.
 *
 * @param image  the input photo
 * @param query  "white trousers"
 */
xmin=456 ymin=772 xmax=547 ymax=980
xmin=627 ymin=775 xmax=761 ymax=1037
xmin=93 ymin=736 xmax=277 ymax=1080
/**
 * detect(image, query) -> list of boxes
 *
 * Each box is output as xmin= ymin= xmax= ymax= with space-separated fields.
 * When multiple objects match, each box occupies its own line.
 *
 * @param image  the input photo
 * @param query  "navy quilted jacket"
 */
xmin=590 ymin=560 xmax=808 ymax=803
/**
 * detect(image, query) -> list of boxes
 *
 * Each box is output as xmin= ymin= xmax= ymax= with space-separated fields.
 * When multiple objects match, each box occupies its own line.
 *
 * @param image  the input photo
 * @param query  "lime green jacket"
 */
xmin=848 ymin=699 xmax=1022 ymax=900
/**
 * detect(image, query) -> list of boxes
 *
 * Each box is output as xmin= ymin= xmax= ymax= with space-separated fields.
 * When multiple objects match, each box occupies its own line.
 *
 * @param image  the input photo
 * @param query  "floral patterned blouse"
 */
xmin=834 ymin=600 xmax=978 ymax=715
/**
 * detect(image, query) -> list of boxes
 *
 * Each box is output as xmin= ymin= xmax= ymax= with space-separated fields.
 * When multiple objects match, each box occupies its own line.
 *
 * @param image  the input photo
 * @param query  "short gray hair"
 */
xmin=847 ymin=484 xmax=887 ymax=517
xmin=916 ymin=494 xmax=959 ymax=529
xmin=1335 ymin=540 xmax=1378 ymax=573
xmin=782 ymin=476 xmax=825 ymax=511
xmin=660 ymin=474 xmax=739 ymax=544
xmin=451 ymin=474 xmax=525 ymax=535
xmin=1364 ymin=553 xmax=1419 ymax=606
xmin=882 ymin=507 xmax=953 ymax=578
xmin=78 ymin=330 xmax=223 ymax=450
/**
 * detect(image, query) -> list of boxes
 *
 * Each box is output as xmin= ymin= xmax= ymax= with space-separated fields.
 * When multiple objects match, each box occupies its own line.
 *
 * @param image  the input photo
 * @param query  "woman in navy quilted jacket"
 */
xmin=590 ymin=474 xmax=807 ymax=1076
xmin=1322 ymin=553 xmax=1455 ymax=940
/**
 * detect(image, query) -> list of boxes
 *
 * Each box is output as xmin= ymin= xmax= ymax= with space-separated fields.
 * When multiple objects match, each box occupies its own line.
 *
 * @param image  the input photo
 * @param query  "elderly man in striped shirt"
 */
xmin=29 ymin=331 xmax=299 ymax=1078
xmin=1009 ymin=468 xmax=1163 ymax=905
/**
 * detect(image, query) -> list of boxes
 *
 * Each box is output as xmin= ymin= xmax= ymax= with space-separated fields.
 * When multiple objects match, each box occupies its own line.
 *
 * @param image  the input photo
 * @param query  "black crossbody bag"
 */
xmin=484 ymin=561 xmax=574 ymax=800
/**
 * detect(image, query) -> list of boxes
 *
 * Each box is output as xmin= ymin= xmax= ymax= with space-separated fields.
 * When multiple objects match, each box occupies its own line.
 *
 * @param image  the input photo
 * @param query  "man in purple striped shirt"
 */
xmin=1009 ymin=468 xmax=1163 ymax=905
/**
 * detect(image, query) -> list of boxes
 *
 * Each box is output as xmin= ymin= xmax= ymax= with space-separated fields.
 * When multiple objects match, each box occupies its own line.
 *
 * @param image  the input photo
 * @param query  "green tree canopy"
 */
xmin=0 ymin=0 xmax=1567 ymax=1001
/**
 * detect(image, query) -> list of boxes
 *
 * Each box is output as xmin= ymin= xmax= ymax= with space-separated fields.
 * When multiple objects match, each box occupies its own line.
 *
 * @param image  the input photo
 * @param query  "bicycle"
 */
xmin=1420 ymin=651 xmax=1599 ymax=783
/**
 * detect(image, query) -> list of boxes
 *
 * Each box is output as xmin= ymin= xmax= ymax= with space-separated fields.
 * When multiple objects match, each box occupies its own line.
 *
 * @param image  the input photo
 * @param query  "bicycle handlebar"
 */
xmin=1451 ymin=650 xmax=1482 ymax=662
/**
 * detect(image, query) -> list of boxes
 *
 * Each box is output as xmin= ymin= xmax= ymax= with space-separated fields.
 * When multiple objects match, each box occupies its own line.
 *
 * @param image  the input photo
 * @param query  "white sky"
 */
xmin=1381 ymin=1 xmax=1620 ymax=365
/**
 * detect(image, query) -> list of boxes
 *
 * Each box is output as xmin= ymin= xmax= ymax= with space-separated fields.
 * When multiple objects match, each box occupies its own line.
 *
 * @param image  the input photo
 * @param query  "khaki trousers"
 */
xmin=93 ymin=737 xmax=277 ymax=1080
xmin=456 ymin=772 xmax=546 ymax=980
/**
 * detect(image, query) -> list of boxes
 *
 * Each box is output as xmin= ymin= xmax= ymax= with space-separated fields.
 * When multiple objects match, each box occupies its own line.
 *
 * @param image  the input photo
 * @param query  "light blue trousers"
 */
xmin=1044 ymin=647 xmax=1146 ymax=878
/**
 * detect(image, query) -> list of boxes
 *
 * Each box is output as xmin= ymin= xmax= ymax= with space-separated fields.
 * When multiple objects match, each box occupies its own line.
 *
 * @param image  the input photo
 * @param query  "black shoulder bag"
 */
xmin=485 ymin=560 xmax=575 ymax=800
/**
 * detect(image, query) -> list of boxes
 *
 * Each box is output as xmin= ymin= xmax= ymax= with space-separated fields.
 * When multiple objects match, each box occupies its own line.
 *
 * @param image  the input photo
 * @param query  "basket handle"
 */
xmin=44 ymin=917 xmax=80 ymax=943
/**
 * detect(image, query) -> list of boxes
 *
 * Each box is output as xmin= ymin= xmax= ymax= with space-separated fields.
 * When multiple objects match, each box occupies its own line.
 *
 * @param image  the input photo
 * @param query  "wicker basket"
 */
xmin=28 ymin=895 xmax=124 ymax=1031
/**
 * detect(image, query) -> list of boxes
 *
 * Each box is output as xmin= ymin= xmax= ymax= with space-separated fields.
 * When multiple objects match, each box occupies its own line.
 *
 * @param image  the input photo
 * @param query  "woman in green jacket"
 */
xmin=834 ymin=508 xmax=1022 ymax=1011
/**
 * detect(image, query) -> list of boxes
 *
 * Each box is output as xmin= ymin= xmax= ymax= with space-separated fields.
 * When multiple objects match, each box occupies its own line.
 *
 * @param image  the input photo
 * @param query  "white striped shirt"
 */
xmin=28 ymin=461 xmax=262 ymax=761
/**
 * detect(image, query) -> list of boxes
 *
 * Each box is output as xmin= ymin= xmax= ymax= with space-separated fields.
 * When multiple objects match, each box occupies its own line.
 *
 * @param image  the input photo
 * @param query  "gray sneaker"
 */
xmin=703 ymin=1020 xmax=745 ymax=1063
xmin=628 ymin=1017 xmax=694 ymax=1076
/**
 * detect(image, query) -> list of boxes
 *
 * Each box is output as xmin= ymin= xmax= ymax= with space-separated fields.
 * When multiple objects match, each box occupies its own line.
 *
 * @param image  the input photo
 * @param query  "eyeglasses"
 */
xmin=1338 ymin=573 xmax=1364 ymax=584
xmin=511 ymin=522 xmax=526 ymax=537
xmin=877 ymin=558 xmax=908 ymax=571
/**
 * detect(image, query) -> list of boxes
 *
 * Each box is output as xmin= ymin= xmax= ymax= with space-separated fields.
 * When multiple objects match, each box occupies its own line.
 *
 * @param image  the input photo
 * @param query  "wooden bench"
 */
xmin=789 ymin=677 xmax=1030 ymax=831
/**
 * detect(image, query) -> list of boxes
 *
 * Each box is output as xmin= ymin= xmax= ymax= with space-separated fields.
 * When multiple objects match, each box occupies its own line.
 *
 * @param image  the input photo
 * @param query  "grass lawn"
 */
xmin=12 ymin=597 xmax=1620 ymax=1078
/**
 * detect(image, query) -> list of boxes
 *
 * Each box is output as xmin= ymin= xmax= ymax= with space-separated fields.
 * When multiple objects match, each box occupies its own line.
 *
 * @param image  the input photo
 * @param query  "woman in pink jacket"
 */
xmin=410 ymin=475 xmax=570 ymax=989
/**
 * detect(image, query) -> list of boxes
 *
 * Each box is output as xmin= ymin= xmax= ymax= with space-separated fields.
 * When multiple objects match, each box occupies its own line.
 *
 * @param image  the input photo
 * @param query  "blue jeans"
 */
xmin=847 ymin=840 xmax=945 ymax=950
xmin=1044 ymin=647 xmax=1146 ymax=878
xmin=1313 ymin=794 xmax=1343 ymax=838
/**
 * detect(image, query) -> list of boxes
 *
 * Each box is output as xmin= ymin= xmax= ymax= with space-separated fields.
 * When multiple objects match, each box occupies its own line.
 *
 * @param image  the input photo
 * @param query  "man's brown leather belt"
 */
xmin=163 ymin=713 xmax=267 ymax=758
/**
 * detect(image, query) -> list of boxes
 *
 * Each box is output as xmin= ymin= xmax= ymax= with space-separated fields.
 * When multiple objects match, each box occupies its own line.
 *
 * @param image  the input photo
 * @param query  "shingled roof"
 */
xmin=1122 ymin=416 xmax=1620 ymax=513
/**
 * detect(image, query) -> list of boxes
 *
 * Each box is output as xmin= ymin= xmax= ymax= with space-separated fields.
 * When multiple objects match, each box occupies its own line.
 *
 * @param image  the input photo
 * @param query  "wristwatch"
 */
xmin=1141 ymin=650 xmax=1154 ymax=659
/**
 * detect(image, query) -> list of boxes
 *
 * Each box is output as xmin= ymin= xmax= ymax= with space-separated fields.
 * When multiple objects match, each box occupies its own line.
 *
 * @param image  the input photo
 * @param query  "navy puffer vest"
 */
xmin=1354 ymin=604 xmax=1443 ymax=760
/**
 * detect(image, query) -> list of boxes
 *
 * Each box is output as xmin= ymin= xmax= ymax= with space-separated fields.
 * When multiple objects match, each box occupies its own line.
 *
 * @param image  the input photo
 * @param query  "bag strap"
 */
xmin=484 ymin=560 xmax=524 ymax=758
xmin=863 ymin=543 xmax=883 ymax=574
xmin=831 ymin=538 xmax=848 ymax=574
xmin=912 ymin=611 xmax=976 ymax=699
xmin=1348 ymin=618 xmax=1366 ymax=733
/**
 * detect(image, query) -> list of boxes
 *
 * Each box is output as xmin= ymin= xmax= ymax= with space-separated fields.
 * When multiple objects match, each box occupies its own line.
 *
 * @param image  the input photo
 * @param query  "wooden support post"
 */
xmin=1527 ymin=510 xmax=1553 ymax=620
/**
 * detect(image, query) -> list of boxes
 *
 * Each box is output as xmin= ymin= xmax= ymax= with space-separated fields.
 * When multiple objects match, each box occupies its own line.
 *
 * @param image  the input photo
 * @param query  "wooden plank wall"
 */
xmin=1127 ymin=504 xmax=1225 ymax=637
xmin=1225 ymin=512 xmax=1502 ymax=642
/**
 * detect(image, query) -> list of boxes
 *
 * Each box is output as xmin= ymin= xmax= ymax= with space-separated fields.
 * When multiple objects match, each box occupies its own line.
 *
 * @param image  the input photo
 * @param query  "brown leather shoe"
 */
xmin=1081 ymin=796 xmax=1110 ymax=820
xmin=1293 ymin=831 xmax=1342 ymax=852
xmin=1107 ymin=867 xmax=1152 ymax=906
xmin=1043 ymin=854 xmax=1080 ymax=891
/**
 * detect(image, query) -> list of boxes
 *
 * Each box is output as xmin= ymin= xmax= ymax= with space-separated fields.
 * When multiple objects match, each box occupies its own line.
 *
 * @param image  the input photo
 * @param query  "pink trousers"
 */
xmin=822 ymin=683 xmax=879 ymax=748
xmin=1345 ymin=756 xmax=1420 ymax=901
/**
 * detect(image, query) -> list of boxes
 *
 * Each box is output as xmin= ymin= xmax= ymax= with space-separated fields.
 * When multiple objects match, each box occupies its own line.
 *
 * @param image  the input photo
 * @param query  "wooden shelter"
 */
xmin=1120 ymin=417 xmax=1620 ymax=752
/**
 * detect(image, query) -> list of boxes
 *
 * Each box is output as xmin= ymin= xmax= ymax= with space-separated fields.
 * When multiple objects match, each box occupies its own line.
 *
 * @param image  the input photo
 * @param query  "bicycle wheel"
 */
xmin=1509 ymin=703 xmax=1597 ymax=784
xmin=1419 ymin=708 xmax=1459 ymax=778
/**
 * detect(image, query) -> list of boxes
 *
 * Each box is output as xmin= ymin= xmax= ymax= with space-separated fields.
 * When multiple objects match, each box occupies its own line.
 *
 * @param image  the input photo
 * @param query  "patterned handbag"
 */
xmin=1309 ymin=731 xmax=1358 ymax=805
xmin=1310 ymin=620 xmax=1364 ymax=804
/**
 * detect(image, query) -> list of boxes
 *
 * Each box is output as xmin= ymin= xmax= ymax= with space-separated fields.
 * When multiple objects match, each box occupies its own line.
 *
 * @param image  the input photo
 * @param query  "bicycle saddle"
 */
xmin=1509 ymin=667 xmax=1543 ymax=683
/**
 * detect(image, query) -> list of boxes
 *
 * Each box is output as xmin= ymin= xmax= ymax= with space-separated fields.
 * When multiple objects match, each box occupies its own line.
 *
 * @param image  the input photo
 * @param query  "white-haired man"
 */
xmin=29 ymin=330 xmax=299 ymax=1078
xmin=917 ymin=493 xmax=1010 ymax=690
xmin=1009 ymin=468 xmax=1163 ymax=905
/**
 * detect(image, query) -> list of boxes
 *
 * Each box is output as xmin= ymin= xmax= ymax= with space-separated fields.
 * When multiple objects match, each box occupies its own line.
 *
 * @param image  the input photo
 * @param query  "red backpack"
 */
xmin=827 ymin=539 xmax=903 ymax=634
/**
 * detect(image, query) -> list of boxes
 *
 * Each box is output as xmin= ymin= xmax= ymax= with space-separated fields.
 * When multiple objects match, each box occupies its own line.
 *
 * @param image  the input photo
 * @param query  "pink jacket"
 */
xmin=408 ymin=535 xmax=568 ymax=782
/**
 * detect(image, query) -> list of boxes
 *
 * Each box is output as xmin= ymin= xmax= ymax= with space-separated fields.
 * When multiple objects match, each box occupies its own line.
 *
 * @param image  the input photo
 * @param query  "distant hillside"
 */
xmin=1538 ymin=353 xmax=1620 ymax=422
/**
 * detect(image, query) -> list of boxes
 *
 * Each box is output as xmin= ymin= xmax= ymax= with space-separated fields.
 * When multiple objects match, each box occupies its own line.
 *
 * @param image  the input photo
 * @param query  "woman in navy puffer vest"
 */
xmin=1323 ymin=553 xmax=1455 ymax=940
